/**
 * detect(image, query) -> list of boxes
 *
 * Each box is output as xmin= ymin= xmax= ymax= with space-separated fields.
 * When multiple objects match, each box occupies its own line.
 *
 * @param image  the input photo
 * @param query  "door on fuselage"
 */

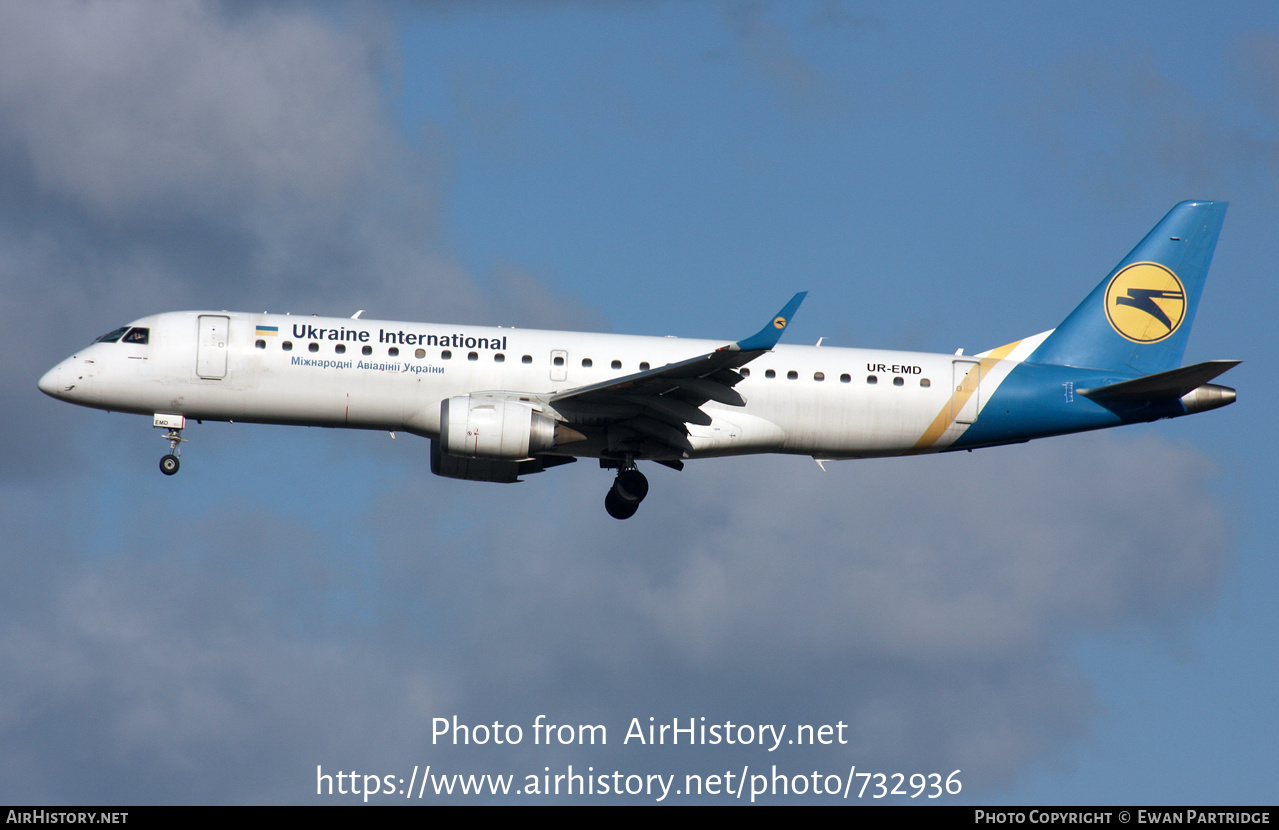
xmin=197 ymin=315 xmax=229 ymax=379
xmin=951 ymin=359 xmax=981 ymax=424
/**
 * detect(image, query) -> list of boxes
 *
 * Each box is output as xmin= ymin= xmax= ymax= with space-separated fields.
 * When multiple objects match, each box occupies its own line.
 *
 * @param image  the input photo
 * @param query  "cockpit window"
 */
xmin=94 ymin=326 xmax=129 ymax=343
xmin=122 ymin=327 xmax=149 ymax=344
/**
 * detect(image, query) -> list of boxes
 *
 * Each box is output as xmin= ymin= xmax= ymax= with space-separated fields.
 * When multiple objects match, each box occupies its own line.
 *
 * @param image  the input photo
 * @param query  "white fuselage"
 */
xmin=40 ymin=310 xmax=1030 ymax=460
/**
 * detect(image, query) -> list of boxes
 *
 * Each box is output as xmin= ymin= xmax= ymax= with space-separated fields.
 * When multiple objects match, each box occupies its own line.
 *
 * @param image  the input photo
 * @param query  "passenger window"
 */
xmin=920 ymin=378 xmax=930 ymax=388
xmin=495 ymin=353 xmax=505 ymax=363
xmin=787 ymin=370 xmax=798 ymax=380
xmin=283 ymin=341 xmax=293 ymax=351
xmin=441 ymin=350 xmax=451 ymax=359
xmin=814 ymin=372 xmax=824 ymax=381
xmin=640 ymin=362 xmax=650 ymax=371
xmin=840 ymin=373 xmax=851 ymax=383
xmin=893 ymin=377 xmax=904 ymax=386
xmin=611 ymin=360 xmax=622 ymax=370
xmin=867 ymin=375 xmax=878 ymax=385
xmin=765 ymin=369 xmax=776 ymax=379
xmin=362 ymin=345 xmax=372 ymax=356
xmin=335 ymin=344 xmax=346 ymax=354
xmin=741 ymin=368 xmax=750 ymax=377
xmin=308 ymin=343 xmax=319 ymax=353
xmin=582 ymin=358 xmax=593 ymax=368
xmin=389 ymin=347 xmax=399 ymax=357
xmin=522 ymin=355 xmax=533 ymax=364
xmin=468 ymin=352 xmax=478 ymax=361
xmin=415 ymin=348 xmax=425 ymax=359
xmin=553 ymin=356 xmax=565 ymax=367
xmin=255 ymin=340 xmax=266 ymax=350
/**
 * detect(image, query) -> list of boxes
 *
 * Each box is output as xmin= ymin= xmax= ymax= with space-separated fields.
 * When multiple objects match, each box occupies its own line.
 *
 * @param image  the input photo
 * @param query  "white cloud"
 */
xmin=0 ymin=1 xmax=389 ymax=222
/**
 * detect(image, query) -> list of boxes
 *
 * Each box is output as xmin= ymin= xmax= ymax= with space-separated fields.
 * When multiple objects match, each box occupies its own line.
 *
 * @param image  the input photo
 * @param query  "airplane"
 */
xmin=38 ymin=201 xmax=1238 ymax=519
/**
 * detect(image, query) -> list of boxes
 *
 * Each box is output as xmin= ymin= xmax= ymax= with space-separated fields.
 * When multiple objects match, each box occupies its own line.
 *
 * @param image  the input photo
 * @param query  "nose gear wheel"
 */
xmin=158 ymin=427 xmax=187 ymax=476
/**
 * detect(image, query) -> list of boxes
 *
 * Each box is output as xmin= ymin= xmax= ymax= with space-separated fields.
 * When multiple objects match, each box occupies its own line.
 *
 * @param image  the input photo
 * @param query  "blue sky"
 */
xmin=3 ymin=1 xmax=1275 ymax=804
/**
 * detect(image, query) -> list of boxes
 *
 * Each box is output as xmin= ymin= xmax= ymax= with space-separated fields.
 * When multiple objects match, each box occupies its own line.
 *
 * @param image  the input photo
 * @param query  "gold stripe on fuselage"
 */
xmin=910 ymin=339 xmax=1021 ymax=452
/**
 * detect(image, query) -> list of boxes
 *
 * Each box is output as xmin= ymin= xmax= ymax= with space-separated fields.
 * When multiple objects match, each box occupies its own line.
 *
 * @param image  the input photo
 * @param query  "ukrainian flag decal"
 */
xmin=256 ymin=325 xmax=279 ymax=337
xmin=1104 ymin=262 xmax=1186 ymax=344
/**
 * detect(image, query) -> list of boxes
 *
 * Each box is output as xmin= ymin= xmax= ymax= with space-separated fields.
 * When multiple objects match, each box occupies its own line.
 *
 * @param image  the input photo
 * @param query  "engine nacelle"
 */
xmin=430 ymin=440 xmax=523 ymax=483
xmin=440 ymin=396 xmax=557 ymax=460
xmin=429 ymin=439 xmax=580 ymax=483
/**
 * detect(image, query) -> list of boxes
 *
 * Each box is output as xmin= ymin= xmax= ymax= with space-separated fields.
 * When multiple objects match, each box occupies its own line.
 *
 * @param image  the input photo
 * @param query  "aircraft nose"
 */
xmin=37 ymin=363 xmax=63 ymax=398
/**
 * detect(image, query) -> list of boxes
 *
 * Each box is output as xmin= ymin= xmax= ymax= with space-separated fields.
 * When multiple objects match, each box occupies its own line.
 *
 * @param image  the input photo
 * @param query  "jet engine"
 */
xmin=431 ymin=396 xmax=584 ymax=483
xmin=440 ymin=396 xmax=557 ymax=460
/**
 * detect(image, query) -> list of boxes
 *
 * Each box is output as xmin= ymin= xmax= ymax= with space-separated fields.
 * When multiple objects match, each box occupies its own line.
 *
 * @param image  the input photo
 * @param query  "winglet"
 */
xmin=734 ymin=292 xmax=807 ymax=352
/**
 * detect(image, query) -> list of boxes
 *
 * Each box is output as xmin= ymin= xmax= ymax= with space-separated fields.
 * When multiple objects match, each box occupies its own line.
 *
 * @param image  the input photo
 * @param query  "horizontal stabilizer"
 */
xmin=1078 ymin=360 xmax=1240 ymax=402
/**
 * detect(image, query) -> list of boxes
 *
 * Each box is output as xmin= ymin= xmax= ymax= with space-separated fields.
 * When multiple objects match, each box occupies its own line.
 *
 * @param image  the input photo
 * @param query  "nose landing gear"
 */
xmin=154 ymin=413 xmax=187 ymax=476
xmin=604 ymin=464 xmax=648 ymax=520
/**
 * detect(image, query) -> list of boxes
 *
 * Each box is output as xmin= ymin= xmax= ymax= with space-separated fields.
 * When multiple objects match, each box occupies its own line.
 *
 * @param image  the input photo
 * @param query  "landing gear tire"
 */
xmin=605 ymin=488 xmax=639 ymax=520
xmin=615 ymin=469 xmax=648 ymax=503
xmin=159 ymin=454 xmax=180 ymax=476
xmin=157 ymin=423 xmax=187 ymax=476
xmin=605 ymin=468 xmax=648 ymax=519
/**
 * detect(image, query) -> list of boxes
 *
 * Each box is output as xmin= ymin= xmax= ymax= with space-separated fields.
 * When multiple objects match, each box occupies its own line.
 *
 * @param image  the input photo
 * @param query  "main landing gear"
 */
xmin=154 ymin=413 xmax=188 ymax=476
xmin=604 ymin=461 xmax=649 ymax=520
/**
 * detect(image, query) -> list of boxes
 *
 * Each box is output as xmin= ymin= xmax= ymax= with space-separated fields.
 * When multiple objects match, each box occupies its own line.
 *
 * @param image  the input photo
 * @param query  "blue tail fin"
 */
xmin=1029 ymin=201 xmax=1227 ymax=375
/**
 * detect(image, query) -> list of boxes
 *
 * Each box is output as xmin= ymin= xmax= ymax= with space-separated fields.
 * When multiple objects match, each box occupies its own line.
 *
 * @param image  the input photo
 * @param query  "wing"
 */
xmin=548 ymin=292 xmax=806 ymax=460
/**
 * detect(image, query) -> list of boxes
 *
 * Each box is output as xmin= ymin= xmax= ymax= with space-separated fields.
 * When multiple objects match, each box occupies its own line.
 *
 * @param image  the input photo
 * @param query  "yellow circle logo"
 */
xmin=1104 ymin=262 xmax=1186 ymax=343
xmin=773 ymin=316 xmax=787 ymax=330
